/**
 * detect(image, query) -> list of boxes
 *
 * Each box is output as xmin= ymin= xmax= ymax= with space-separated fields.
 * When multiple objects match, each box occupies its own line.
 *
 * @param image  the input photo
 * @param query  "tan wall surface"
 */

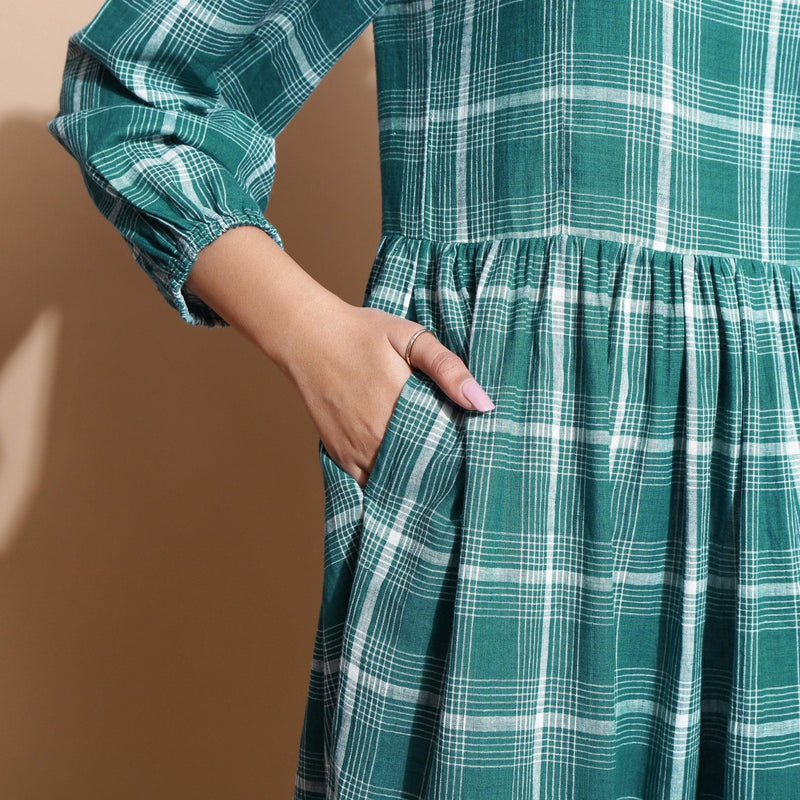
xmin=1 ymin=2 xmax=382 ymax=797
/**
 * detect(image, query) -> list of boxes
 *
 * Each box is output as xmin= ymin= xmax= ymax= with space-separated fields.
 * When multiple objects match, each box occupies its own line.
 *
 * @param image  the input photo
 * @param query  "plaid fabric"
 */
xmin=47 ymin=1 xmax=800 ymax=798
xmin=46 ymin=0 xmax=383 ymax=325
xmin=310 ymin=233 xmax=800 ymax=800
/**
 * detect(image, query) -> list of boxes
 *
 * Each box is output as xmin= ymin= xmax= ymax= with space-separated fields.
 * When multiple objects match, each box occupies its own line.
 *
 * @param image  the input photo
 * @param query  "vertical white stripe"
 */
xmin=72 ymin=50 xmax=92 ymax=120
xmin=609 ymin=247 xmax=639 ymax=474
xmin=455 ymin=0 xmax=475 ymax=238
xmin=133 ymin=0 xmax=191 ymax=100
xmin=419 ymin=0 xmax=434 ymax=235
xmin=275 ymin=13 xmax=324 ymax=84
xmin=530 ymin=234 xmax=568 ymax=798
xmin=653 ymin=0 xmax=675 ymax=249
xmin=669 ymin=253 xmax=703 ymax=798
xmin=760 ymin=1 xmax=783 ymax=262
xmin=608 ymin=247 xmax=640 ymax=693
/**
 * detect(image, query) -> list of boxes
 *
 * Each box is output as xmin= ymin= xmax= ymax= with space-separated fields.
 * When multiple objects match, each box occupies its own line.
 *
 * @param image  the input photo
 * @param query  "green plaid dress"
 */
xmin=48 ymin=0 xmax=800 ymax=797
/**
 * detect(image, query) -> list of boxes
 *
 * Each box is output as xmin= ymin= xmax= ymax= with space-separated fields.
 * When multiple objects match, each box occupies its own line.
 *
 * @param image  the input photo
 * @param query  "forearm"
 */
xmin=183 ymin=223 xmax=489 ymax=486
xmin=184 ymin=225 xmax=347 ymax=376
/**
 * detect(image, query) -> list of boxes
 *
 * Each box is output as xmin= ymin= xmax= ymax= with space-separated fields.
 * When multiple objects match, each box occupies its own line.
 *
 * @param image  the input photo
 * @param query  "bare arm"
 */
xmin=185 ymin=225 xmax=494 ymax=487
xmin=185 ymin=225 xmax=348 ymax=374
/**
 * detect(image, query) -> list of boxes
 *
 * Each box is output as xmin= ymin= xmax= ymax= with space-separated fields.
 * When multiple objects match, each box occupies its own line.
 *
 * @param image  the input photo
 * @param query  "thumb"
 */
xmin=400 ymin=327 xmax=495 ymax=412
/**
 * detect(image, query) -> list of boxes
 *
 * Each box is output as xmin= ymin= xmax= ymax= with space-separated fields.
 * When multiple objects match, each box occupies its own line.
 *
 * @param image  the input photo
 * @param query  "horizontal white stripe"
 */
xmin=380 ymin=84 xmax=800 ymax=144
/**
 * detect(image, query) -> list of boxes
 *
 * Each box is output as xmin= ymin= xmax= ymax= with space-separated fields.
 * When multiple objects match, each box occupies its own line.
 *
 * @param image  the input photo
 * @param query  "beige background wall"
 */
xmin=1 ymin=2 xmax=381 ymax=797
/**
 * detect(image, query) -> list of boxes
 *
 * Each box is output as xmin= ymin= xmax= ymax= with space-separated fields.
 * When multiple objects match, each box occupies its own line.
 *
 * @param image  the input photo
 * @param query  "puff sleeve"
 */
xmin=46 ymin=0 xmax=385 ymax=326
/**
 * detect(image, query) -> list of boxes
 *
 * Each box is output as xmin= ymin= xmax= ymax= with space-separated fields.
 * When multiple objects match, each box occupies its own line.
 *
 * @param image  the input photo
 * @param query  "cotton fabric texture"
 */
xmin=47 ymin=1 xmax=800 ymax=798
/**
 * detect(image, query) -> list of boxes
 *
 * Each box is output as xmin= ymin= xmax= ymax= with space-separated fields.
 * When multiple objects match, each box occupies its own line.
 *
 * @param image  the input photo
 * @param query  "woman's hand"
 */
xmin=285 ymin=299 xmax=494 ymax=487
xmin=184 ymin=226 xmax=494 ymax=487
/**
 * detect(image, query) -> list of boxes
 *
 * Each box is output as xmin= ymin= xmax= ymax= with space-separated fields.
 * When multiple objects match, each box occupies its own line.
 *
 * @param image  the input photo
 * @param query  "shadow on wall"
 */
xmin=0 ymin=28 xmax=381 ymax=800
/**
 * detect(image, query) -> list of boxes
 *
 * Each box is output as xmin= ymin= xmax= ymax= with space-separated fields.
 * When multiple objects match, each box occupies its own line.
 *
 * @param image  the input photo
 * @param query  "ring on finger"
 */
xmin=404 ymin=327 xmax=435 ymax=368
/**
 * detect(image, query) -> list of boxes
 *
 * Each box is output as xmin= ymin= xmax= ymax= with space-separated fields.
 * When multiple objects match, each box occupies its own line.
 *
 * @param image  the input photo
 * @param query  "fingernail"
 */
xmin=460 ymin=379 xmax=495 ymax=412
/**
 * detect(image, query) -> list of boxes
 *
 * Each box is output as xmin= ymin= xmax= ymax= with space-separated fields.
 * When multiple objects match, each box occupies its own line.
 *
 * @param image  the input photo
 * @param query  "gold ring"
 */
xmin=404 ymin=327 xmax=434 ymax=368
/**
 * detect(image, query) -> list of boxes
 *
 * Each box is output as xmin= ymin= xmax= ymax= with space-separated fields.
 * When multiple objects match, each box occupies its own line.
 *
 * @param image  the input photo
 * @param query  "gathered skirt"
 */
xmin=294 ymin=232 xmax=800 ymax=800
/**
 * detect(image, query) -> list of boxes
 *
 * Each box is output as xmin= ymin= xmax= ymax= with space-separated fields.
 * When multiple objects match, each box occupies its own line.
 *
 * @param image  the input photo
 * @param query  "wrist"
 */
xmin=260 ymin=289 xmax=353 ymax=378
xmin=187 ymin=225 xmax=352 ymax=372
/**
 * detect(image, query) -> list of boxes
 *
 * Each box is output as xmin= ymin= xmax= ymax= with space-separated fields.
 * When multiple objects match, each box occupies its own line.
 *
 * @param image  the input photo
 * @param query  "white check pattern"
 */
xmin=47 ymin=1 xmax=800 ymax=797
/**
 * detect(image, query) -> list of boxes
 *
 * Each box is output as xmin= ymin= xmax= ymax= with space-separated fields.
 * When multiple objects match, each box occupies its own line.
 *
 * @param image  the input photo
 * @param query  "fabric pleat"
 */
xmin=295 ymin=232 xmax=800 ymax=800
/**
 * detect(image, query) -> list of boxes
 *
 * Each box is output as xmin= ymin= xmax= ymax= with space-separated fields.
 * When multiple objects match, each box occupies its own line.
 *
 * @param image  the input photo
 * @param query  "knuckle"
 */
xmin=366 ymin=423 xmax=387 ymax=453
xmin=430 ymin=349 xmax=465 ymax=379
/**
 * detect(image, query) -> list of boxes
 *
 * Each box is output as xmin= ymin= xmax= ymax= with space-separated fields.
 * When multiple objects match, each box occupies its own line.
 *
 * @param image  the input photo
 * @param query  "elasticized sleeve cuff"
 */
xmin=168 ymin=210 xmax=283 ymax=327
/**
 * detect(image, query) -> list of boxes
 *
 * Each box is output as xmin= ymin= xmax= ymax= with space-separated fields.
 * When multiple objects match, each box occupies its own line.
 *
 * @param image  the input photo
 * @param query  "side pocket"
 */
xmin=318 ymin=440 xmax=364 ymax=583
xmin=312 ymin=372 xmax=428 ymax=693
xmin=361 ymin=370 xmax=422 ymax=495
xmin=317 ymin=368 xmax=450 ymax=538
xmin=317 ymin=367 xmax=419 ymax=496
xmin=362 ymin=370 xmax=453 ymax=499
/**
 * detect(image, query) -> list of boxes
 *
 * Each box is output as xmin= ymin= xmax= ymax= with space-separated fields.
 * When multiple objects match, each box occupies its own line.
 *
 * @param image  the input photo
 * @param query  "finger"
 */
xmin=354 ymin=468 xmax=369 ymax=489
xmin=340 ymin=458 xmax=369 ymax=489
xmin=407 ymin=330 xmax=495 ymax=412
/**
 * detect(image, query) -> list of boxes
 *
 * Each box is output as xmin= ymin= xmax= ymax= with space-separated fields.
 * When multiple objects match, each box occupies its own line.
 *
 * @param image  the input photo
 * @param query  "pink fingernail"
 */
xmin=460 ymin=379 xmax=495 ymax=412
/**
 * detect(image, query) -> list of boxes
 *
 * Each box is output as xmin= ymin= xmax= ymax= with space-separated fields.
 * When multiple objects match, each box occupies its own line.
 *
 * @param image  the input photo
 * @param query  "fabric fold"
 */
xmin=298 ymin=232 xmax=800 ymax=799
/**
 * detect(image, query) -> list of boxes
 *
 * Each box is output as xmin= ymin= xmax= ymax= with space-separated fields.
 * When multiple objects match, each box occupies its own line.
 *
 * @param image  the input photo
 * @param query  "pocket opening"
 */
xmin=362 ymin=370 xmax=423 ymax=496
xmin=316 ymin=370 xmax=422 ymax=497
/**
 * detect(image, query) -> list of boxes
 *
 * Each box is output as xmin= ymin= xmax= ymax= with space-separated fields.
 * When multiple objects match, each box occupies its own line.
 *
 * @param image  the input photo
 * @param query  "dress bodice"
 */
xmin=374 ymin=0 xmax=800 ymax=265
